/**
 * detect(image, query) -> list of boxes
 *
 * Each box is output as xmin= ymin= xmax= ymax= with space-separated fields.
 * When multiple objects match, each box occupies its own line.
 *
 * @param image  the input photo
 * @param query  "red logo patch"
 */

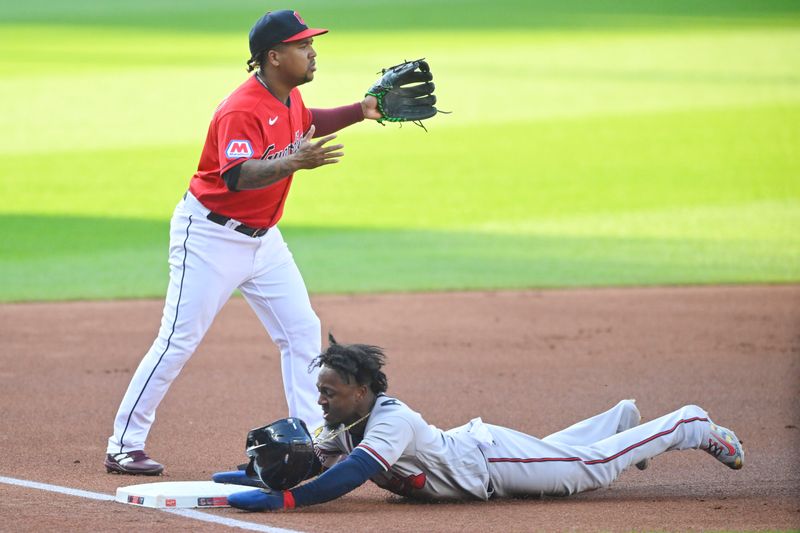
xmin=293 ymin=11 xmax=306 ymax=25
xmin=225 ymin=139 xmax=253 ymax=159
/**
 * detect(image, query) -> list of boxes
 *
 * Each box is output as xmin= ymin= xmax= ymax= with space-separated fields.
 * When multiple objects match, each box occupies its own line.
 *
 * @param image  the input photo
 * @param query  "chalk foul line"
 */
xmin=0 ymin=475 xmax=303 ymax=533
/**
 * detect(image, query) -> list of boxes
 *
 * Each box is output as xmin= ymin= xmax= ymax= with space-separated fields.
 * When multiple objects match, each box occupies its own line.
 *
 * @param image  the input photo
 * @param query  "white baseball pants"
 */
xmin=107 ymin=192 xmax=323 ymax=454
xmin=484 ymin=400 xmax=710 ymax=497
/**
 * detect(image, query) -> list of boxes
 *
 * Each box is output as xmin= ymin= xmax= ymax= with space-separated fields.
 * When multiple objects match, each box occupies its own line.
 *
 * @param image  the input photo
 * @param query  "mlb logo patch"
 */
xmin=225 ymin=139 xmax=253 ymax=159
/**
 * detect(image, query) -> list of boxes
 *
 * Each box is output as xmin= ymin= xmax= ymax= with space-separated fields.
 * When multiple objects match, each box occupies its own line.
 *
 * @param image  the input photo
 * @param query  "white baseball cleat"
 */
xmin=702 ymin=422 xmax=744 ymax=470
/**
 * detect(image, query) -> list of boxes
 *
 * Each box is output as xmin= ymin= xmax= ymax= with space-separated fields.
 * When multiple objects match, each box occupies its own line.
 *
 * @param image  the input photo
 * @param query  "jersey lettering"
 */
xmin=225 ymin=140 xmax=253 ymax=159
xmin=381 ymin=399 xmax=400 ymax=407
xmin=260 ymin=144 xmax=276 ymax=159
xmin=262 ymin=130 xmax=303 ymax=161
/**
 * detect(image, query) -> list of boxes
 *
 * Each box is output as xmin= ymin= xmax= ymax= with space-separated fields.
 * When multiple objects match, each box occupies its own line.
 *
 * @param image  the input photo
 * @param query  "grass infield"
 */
xmin=1 ymin=1 xmax=798 ymax=301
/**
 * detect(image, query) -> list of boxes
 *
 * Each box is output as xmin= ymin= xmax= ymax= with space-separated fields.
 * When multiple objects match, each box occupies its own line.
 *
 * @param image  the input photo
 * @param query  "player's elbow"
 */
xmin=222 ymin=165 xmax=242 ymax=192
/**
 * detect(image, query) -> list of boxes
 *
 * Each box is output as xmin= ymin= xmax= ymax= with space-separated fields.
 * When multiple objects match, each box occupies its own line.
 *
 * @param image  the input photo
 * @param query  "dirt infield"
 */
xmin=1 ymin=285 xmax=799 ymax=532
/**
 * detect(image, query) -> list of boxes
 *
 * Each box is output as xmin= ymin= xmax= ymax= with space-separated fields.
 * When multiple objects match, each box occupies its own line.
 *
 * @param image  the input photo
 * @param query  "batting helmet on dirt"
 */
xmin=244 ymin=417 xmax=316 ymax=490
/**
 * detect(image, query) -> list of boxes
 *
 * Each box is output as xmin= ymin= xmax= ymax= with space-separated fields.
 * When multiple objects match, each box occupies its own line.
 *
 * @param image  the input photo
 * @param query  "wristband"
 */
xmin=283 ymin=490 xmax=296 ymax=510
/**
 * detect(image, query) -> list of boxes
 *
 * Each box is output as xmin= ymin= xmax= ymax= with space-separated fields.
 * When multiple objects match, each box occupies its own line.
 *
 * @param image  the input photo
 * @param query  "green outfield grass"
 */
xmin=1 ymin=1 xmax=799 ymax=301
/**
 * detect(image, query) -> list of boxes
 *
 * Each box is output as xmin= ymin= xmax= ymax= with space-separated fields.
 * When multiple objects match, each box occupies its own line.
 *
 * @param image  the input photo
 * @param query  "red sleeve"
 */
xmin=309 ymin=103 xmax=365 ymax=137
xmin=216 ymin=111 xmax=265 ymax=174
xmin=303 ymin=105 xmax=313 ymax=134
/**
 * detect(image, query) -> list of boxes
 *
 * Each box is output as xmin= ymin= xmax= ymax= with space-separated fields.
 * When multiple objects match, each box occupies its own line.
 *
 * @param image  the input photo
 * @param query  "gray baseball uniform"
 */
xmin=315 ymin=396 xmax=712 ymax=500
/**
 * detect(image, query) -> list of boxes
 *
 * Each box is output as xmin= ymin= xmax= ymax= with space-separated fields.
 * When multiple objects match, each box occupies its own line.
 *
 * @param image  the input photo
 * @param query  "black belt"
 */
xmin=206 ymin=212 xmax=269 ymax=238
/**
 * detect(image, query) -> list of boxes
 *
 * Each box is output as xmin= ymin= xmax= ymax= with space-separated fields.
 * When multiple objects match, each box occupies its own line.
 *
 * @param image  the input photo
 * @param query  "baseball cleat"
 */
xmin=212 ymin=470 xmax=268 ymax=488
xmin=702 ymin=422 xmax=744 ymax=469
xmin=104 ymin=450 xmax=164 ymax=475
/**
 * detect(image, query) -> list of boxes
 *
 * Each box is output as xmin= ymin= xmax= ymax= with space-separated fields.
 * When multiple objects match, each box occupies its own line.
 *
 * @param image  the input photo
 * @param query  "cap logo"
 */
xmin=293 ymin=11 xmax=306 ymax=25
xmin=225 ymin=139 xmax=253 ymax=159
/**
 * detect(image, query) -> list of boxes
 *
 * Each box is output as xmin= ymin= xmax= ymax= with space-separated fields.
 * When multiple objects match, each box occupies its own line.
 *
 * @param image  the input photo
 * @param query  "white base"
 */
xmin=115 ymin=481 xmax=255 ymax=509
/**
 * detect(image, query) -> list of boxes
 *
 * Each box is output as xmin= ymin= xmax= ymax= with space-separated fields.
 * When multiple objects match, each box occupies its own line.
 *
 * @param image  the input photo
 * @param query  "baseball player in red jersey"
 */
xmin=105 ymin=9 xmax=384 ymax=475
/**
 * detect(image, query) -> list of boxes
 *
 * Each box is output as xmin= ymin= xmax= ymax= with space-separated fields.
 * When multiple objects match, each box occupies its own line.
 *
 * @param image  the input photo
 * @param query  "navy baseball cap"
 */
xmin=249 ymin=10 xmax=328 ymax=58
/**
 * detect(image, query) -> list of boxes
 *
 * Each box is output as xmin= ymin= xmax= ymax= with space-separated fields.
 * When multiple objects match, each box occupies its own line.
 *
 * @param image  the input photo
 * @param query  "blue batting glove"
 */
xmin=212 ymin=470 xmax=267 ymax=488
xmin=228 ymin=489 xmax=286 ymax=511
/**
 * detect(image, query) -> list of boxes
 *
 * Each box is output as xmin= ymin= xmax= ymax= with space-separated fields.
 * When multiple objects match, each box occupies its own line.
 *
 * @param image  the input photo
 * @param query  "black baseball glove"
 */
xmin=366 ymin=59 xmax=438 ymax=125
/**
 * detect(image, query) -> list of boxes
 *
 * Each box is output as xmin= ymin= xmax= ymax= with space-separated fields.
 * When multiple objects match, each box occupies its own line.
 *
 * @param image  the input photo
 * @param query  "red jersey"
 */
xmin=189 ymin=75 xmax=312 ymax=227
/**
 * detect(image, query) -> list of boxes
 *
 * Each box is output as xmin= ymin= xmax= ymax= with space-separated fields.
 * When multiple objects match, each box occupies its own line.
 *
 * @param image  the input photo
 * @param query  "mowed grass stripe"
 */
xmin=3 ymin=0 xmax=799 ymax=32
xmin=1 ymin=201 xmax=797 ymax=301
xmin=3 ymin=103 xmax=797 ymax=224
xmin=1 ymin=27 xmax=798 ymax=152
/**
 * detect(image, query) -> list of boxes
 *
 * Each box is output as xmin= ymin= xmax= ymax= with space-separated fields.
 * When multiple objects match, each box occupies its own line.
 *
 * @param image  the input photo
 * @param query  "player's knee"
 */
xmin=292 ymin=312 xmax=320 ymax=337
xmin=273 ymin=312 xmax=320 ymax=350
xmin=681 ymin=404 xmax=708 ymax=418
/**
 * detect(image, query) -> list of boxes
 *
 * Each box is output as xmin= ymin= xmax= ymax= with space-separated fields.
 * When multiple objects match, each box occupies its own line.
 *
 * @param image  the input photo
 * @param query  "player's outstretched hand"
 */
xmin=228 ymin=488 xmax=285 ymax=512
xmin=292 ymin=125 xmax=344 ymax=170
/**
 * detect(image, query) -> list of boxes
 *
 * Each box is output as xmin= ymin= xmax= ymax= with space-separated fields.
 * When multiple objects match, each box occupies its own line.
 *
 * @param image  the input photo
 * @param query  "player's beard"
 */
xmin=300 ymin=60 xmax=315 ymax=84
xmin=298 ymin=68 xmax=314 ymax=85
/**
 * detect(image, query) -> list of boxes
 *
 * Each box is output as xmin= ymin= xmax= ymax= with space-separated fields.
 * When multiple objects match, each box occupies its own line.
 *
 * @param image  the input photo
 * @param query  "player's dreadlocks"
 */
xmin=310 ymin=334 xmax=388 ymax=394
xmin=246 ymin=49 xmax=268 ymax=73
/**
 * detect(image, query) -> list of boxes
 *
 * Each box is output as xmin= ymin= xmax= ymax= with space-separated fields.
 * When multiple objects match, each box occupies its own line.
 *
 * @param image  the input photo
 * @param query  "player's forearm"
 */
xmin=287 ymin=449 xmax=381 ymax=508
xmin=309 ymin=103 xmax=364 ymax=137
xmin=235 ymin=158 xmax=300 ymax=190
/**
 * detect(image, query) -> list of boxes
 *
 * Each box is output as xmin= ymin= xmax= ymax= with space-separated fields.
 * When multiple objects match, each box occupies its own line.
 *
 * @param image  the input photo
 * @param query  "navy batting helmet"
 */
xmin=244 ymin=417 xmax=316 ymax=490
